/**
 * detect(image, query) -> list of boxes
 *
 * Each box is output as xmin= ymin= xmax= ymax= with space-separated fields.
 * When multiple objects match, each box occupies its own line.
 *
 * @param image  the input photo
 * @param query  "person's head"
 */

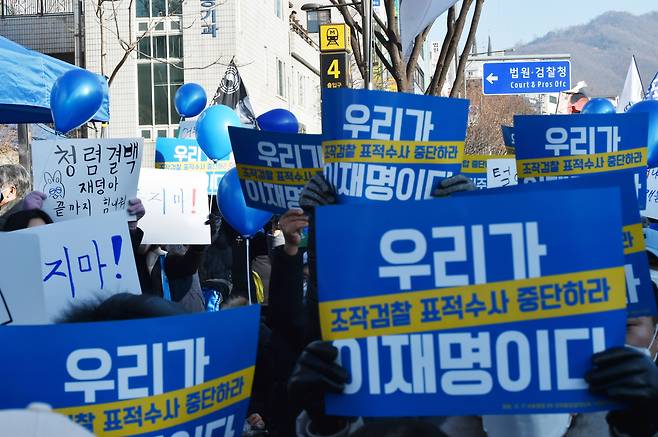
xmin=2 ymin=209 xmax=53 ymax=232
xmin=0 ymin=164 xmax=30 ymax=207
xmin=626 ymin=315 xmax=658 ymax=358
xmin=58 ymin=292 xmax=186 ymax=323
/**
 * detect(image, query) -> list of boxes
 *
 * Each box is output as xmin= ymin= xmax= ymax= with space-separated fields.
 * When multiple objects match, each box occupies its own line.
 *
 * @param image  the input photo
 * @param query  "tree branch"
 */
xmin=406 ymin=25 xmax=431 ymax=81
xmin=429 ymin=0 xmax=473 ymax=95
xmin=451 ymin=0 xmax=484 ymax=98
xmin=426 ymin=6 xmax=455 ymax=94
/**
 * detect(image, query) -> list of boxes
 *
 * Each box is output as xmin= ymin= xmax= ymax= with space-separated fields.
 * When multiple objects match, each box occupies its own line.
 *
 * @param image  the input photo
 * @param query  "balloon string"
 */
xmin=246 ymin=237 xmax=252 ymax=305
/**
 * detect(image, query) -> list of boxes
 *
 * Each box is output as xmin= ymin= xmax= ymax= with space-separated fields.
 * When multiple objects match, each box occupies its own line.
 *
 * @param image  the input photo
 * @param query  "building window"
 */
xmin=276 ymin=58 xmax=286 ymax=98
xmin=549 ymin=95 xmax=558 ymax=104
xmin=274 ymin=0 xmax=282 ymax=19
xmin=137 ymin=0 xmax=181 ymax=18
xmin=137 ymin=33 xmax=184 ymax=128
xmin=307 ymin=9 xmax=331 ymax=33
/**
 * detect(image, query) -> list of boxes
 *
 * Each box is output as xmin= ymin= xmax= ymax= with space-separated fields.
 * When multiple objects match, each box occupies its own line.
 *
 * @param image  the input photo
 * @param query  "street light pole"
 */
xmin=362 ymin=0 xmax=373 ymax=90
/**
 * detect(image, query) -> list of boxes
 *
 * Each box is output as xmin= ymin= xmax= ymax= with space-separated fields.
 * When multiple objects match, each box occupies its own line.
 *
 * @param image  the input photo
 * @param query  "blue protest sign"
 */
xmin=321 ymin=88 xmax=468 ymax=204
xmin=483 ymin=60 xmax=571 ymax=95
xmin=316 ymin=188 xmax=626 ymax=416
xmin=464 ymin=173 xmax=656 ymax=317
xmin=515 ymin=113 xmax=649 ymax=209
xmin=501 ymin=125 xmax=515 ymax=147
xmin=0 ymin=306 xmax=260 ymax=436
xmin=227 ymin=127 xmax=323 ymax=214
xmin=155 ymin=138 xmax=235 ymax=195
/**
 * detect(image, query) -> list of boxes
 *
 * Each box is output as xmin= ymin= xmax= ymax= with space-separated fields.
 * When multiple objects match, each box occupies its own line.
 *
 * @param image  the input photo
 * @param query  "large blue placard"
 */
xmin=228 ymin=127 xmax=323 ymax=214
xmin=0 ymin=306 xmax=260 ymax=436
xmin=316 ymin=188 xmax=626 ymax=416
xmin=155 ymin=138 xmax=235 ymax=196
xmin=321 ymin=88 xmax=469 ymax=204
xmin=514 ymin=113 xmax=649 ymax=209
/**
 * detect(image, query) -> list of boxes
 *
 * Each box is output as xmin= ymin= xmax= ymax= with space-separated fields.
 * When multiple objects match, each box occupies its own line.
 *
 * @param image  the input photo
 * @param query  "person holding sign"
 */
xmin=0 ymin=163 xmax=48 ymax=229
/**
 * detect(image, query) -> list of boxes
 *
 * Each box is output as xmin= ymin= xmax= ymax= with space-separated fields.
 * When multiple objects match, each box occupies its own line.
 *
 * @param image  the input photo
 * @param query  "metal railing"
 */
xmin=1 ymin=0 xmax=74 ymax=17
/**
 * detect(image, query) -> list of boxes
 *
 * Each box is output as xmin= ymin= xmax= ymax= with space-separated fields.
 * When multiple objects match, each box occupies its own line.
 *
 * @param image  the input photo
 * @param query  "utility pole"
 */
xmin=362 ymin=0 xmax=373 ymax=90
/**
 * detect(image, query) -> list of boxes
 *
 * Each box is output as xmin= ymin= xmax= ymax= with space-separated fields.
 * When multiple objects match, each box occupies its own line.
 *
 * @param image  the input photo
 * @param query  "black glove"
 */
xmin=300 ymin=173 xmax=337 ymax=208
xmin=288 ymin=341 xmax=349 ymax=435
xmin=586 ymin=347 xmax=658 ymax=405
xmin=431 ymin=174 xmax=476 ymax=197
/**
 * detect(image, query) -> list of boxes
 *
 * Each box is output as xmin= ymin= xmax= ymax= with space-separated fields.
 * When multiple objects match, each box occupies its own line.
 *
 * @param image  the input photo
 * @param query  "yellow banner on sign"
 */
xmin=323 ymin=139 xmax=465 ymax=165
xmin=236 ymin=164 xmax=322 ymax=186
xmin=55 ymin=366 xmax=255 ymax=437
xmin=319 ymin=267 xmax=626 ymax=340
xmin=320 ymin=23 xmax=351 ymax=52
xmin=517 ymin=148 xmax=646 ymax=178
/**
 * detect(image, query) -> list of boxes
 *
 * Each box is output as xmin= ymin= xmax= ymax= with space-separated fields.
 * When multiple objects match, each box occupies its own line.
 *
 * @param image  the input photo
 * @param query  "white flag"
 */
xmin=617 ymin=56 xmax=644 ymax=112
xmin=646 ymin=72 xmax=658 ymax=101
xmin=400 ymin=0 xmax=459 ymax=60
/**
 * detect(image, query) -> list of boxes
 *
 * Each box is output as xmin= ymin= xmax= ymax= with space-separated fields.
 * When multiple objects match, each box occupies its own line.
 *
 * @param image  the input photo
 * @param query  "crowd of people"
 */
xmin=2 ymin=161 xmax=658 ymax=437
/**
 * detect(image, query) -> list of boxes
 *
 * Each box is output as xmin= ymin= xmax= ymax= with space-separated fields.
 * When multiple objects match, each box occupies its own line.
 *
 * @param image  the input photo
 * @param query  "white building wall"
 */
xmin=84 ymin=0 xmax=323 ymax=161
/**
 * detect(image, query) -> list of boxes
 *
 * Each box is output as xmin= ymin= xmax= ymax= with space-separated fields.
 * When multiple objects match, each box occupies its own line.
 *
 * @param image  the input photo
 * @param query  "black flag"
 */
xmin=212 ymin=60 xmax=257 ymax=127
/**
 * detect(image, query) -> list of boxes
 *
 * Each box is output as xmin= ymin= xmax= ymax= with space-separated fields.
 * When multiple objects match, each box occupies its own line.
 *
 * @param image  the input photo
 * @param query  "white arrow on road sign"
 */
xmin=486 ymin=73 xmax=499 ymax=85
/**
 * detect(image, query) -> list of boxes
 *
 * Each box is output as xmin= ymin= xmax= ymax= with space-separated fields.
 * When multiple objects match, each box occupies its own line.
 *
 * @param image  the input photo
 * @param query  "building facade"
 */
xmin=83 ymin=0 xmax=322 ymax=160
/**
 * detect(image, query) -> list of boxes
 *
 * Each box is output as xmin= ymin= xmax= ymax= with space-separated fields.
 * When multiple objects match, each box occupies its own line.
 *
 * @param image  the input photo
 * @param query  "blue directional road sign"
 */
xmin=482 ymin=60 xmax=571 ymax=95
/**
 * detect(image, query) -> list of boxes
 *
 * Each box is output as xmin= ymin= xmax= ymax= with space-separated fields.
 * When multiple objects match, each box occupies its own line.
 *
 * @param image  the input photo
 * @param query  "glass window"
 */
xmin=168 ymin=35 xmax=182 ymax=58
xmin=155 ymin=22 xmax=165 ymax=31
xmin=169 ymin=62 xmax=184 ymax=84
xmin=549 ymin=95 xmax=558 ymax=104
xmin=138 ymin=22 xmax=148 ymax=31
xmin=274 ymin=0 xmax=282 ymax=18
xmin=137 ymin=64 xmax=153 ymax=125
xmin=157 ymin=129 xmax=168 ymax=138
xmin=138 ymin=37 xmax=151 ymax=59
xmin=136 ymin=0 xmax=149 ymax=17
xmin=153 ymin=63 xmax=169 ymax=124
xmin=169 ymin=0 xmax=182 ymax=15
xmin=140 ymin=129 xmax=152 ymax=139
xmin=307 ymin=9 xmax=331 ymax=32
xmin=151 ymin=0 xmax=165 ymax=17
xmin=154 ymin=36 xmax=167 ymax=58
xmin=171 ymin=20 xmax=180 ymax=30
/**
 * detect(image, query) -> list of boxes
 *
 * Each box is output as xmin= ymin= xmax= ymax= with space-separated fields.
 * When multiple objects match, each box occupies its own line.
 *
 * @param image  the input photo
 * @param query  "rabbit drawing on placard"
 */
xmin=43 ymin=171 xmax=65 ymax=199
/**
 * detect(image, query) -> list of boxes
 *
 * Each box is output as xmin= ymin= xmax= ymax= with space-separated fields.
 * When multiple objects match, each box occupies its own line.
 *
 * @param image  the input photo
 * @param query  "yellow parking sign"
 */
xmin=320 ymin=24 xmax=351 ymax=53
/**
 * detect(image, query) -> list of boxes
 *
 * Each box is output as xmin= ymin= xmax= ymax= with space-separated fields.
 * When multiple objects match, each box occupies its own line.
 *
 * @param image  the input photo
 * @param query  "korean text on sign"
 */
xmin=137 ymin=169 xmax=211 ymax=245
xmin=462 ymin=155 xmax=515 ymax=190
xmin=31 ymin=138 xmax=143 ymax=221
xmin=321 ymin=89 xmax=468 ymax=204
xmin=0 ymin=305 xmax=260 ymax=437
xmin=514 ymin=113 xmax=649 ymax=209
xmin=467 ymin=173 xmax=655 ymax=317
xmin=155 ymin=138 xmax=235 ymax=196
xmin=316 ymin=187 xmax=626 ymax=416
xmin=17 ymin=212 xmax=141 ymax=321
xmin=228 ymin=128 xmax=323 ymax=214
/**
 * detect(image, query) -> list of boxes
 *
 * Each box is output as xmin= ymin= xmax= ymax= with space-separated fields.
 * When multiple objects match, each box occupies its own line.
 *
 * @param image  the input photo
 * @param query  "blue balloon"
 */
xmin=627 ymin=100 xmax=658 ymax=168
xmin=581 ymin=98 xmax=616 ymax=114
xmin=50 ymin=69 xmax=104 ymax=134
xmin=195 ymin=105 xmax=241 ymax=160
xmin=175 ymin=83 xmax=207 ymax=118
xmin=257 ymin=108 xmax=299 ymax=133
xmin=217 ymin=168 xmax=272 ymax=237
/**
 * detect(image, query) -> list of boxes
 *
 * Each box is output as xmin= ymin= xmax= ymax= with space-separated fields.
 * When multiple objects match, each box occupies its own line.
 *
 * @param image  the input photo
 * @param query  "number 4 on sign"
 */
xmin=328 ymin=59 xmax=341 ymax=79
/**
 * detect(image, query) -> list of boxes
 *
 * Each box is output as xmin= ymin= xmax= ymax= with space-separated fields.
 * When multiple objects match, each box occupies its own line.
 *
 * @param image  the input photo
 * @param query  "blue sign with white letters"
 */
xmin=155 ymin=138 xmax=235 ymax=196
xmin=464 ymin=173 xmax=656 ymax=317
xmin=514 ymin=113 xmax=649 ymax=210
xmin=316 ymin=187 xmax=626 ymax=416
xmin=321 ymin=88 xmax=468 ymax=204
xmin=228 ymin=128 xmax=323 ymax=214
xmin=482 ymin=61 xmax=571 ymax=95
xmin=0 ymin=306 xmax=260 ymax=436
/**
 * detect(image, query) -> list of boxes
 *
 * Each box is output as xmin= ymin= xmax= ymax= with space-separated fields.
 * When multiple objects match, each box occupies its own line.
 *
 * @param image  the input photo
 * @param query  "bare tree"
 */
xmin=464 ymin=80 xmax=536 ymax=155
xmin=330 ymin=0 xmax=484 ymax=95
xmin=89 ymin=0 xmax=228 ymax=87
